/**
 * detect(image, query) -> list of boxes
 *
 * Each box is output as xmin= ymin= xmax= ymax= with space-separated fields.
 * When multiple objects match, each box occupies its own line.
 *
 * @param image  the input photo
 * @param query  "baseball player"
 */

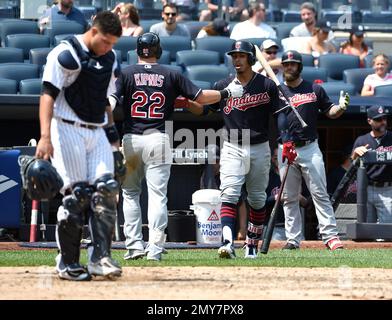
xmin=277 ymin=50 xmax=350 ymax=250
xmin=352 ymin=105 xmax=392 ymax=223
xmin=35 ymin=11 xmax=123 ymax=281
xmin=191 ymin=40 xmax=290 ymax=259
xmin=110 ymin=32 xmax=243 ymax=261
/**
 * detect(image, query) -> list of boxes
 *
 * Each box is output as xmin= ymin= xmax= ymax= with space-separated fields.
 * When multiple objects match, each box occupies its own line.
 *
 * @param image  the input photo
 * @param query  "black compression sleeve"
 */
xmin=42 ymin=81 xmax=60 ymax=100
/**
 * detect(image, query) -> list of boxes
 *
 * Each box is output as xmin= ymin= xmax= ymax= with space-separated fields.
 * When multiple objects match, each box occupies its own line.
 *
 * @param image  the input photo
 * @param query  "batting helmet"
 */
xmin=227 ymin=40 xmax=256 ymax=66
xmin=18 ymin=155 xmax=63 ymax=201
xmin=137 ymin=32 xmax=162 ymax=59
xmin=281 ymin=50 xmax=303 ymax=72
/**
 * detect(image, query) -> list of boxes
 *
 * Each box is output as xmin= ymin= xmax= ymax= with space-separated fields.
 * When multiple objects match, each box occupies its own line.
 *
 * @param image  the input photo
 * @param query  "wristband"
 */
xmin=219 ymin=89 xmax=229 ymax=99
xmin=104 ymin=124 xmax=119 ymax=143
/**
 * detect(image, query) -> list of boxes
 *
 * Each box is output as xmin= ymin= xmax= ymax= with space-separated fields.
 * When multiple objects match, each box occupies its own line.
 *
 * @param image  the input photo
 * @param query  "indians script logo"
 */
xmin=207 ymin=210 xmax=219 ymax=221
xmin=223 ymin=92 xmax=270 ymax=114
xmin=0 ymin=175 xmax=18 ymax=195
xmin=288 ymin=92 xmax=317 ymax=108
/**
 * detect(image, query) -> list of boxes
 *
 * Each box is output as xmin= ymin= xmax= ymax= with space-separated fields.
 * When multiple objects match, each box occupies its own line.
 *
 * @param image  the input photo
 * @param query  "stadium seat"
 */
xmin=160 ymin=36 xmax=192 ymax=62
xmin=53 ymin=34 xmax=74 ymax=46
xmin=0 ymin=47 xmax=24 ymax=63
xmin=141 ymin=19 xmax=162 ymax=33
xmin=319 ymin=82 xmax=356 ymax=96
xmin=176 ymin=50 xmax=220 ymax=68
xmin=0 ymin=19 xmax=39 ymax=46
xmin=364 ymin=54 xmax=392 ymax=70
xmin=0 ymin=78 xmax=17 ymax=94
xmin=6 ymin=34 xmax=51 ymax=60
xmin=182 ymin=21 xmax=209 ymax=40
xmin=19 ymin=78 xmax=42 ymax=95
xmin=191 ymin=80 xmax=211 ymax=89
xmin=184 ymin=65 xmax=229 ymax=86
xmin=343 ymin=68 xmax=374 ymax=94
xmin=318 ymin=54 xmax=360 ymax=81
xmin=195 ymin=36 xmax=235 ymax=63
xmin=43 ymin=21 xmax=86 ymax=45
xmin=113 ymin=36 xmax=138 ymax=62
xmin=78 ymin=6 xmax=97 ymax=21
xmin=161 ymin=64 xmax=183 ymax=74
xmin=275 ymin=22 xmax=298 ymax=39
xmin=301 ymin=67 xmax=328 ymax=84
xmin=362 ymin=11 xmax=392 ymax=24
xmin=374 ymin=84 xmax=392 ymax=97
xmin=301 ymin=54 xmax=314 ymax=67
xmin=0 ymin=63 xmax=40 ymax=85
xmin=29 ymin=48 xmax=52 ymax=66
xmin=282 ymin=11 xmax=301 ymax=22
xmin=127 ymin=50 xmax=170 ymax=65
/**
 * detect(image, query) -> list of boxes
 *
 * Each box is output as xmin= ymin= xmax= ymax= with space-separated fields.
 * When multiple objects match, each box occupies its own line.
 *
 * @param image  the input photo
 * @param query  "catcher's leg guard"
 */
xmin=57 ymin=182 xmax=92 ymax=265
xmin=88 ymin=174 xmax=119 ymax=263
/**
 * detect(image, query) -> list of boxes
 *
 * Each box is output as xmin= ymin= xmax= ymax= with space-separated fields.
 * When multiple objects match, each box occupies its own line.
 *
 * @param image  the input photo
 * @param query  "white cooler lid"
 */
xmin=192 ymin=189 xmax=221 ymax=205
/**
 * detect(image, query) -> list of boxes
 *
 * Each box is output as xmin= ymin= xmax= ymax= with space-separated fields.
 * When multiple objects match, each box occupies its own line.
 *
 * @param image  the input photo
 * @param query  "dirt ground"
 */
xmin=1 ymin=241 xmax=392 ymax=300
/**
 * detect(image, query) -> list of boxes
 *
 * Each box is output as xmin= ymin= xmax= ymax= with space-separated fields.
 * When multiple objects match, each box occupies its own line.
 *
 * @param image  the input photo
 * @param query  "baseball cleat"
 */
xmin=146 ymin=252 xmax=162 ymax=261
xmin=56 ymin=254 xmax=91 ymax=281
xmin=218 ymin=240 xmax=236 ymax=259
xmin=88 ymin=257 xmax=122 ymax=278
xmin=282 ymin=242 xmax=299 ymax=250
xmin=124 ymin=249 xmax=145 ymax=260
xmin=326 ymin=237 xmax=344 ymax=251
xmin=244 ymin=245 xmax=258 ymax=259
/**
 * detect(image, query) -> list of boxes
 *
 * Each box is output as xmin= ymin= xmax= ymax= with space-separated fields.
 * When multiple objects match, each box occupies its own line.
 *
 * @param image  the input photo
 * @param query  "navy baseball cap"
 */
xmin=351 ymin=25 xmax=365 ymax=37
xmin=315 ymin=19 xmax=332 ymax=32
xmin=367 ymin=105 xmax=388 ymax=119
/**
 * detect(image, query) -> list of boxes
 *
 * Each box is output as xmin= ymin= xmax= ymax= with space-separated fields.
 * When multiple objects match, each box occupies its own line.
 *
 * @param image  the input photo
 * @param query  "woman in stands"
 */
xmin=361 ymin=54 xmax=392 ymax=96
xmin=303 ymin=19 xmax=335 ymax=66
xmin=196 ymin=18 xmax=230 ymax=38
xmin=112 ymin=2 xmax=143 ymax=37
xmin=340 ymin=25 xmax=370 ymax=68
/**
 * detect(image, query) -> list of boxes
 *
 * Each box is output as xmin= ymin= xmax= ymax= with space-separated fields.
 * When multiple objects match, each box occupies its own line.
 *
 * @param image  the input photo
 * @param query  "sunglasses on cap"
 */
xmin=164 ymin=12 xmax=177 ymax=16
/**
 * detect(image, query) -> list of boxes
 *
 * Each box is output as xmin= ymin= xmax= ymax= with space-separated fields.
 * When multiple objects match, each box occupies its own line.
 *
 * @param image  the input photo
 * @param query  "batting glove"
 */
xmin=282 ymin=141 xmax=297 ymax=164
xmin=338 ymin=90 xmax=350 ymax=111
xmin=224 ymin=80 xmax=244 ymax=98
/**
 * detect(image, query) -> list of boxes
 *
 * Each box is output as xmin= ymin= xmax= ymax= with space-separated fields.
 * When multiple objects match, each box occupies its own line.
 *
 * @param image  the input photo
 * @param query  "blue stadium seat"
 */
xmin=301 ymin=54 xmax=314 ymax=67
xmin=6 ymin=34 xmax=51 ymax=60
xmin=127 ymin=50 xmax=171 ymax=65
xmin=364 ymin=54 xmax=392 ymax=70
xmin=161 ymin=64 xmax=183 ymax=74
xmin=318 ymin=54 xmax=360 ymax=81
xmin=29 ymin=48 xmax=52 ymax=66
xmin=319 ymin=82 xmax=356 ymax=96
xmin=0 ymin=47 xmax=23 ymax=63
xmin=362 ymin=11 xmax=392 ymax=24
xmin=182 ymin=21 xmax=209 ymax=40
xmin=0 ymin=78 xmax=17 ymax=94
xmin=176 ymin=50 xmax=220 ymax=68
xmin=0 ymin=63 xmax=40 ymax=85
xmin=374 ymin=84 xmax=392 ymax=97
xmin=43 ymin=21 xmax=86 ymax=45
xmin=160 ymin=36 xmax=192 ymax=62
xmin=19 ymin=78 xmax=42 ymax=95
xmin=343 ymin=68 xmax=374 ymax=94
xmin=275 ymin=22 xmax=298 ymax=39
xmin=141 ymin=20 xmax=162 ymax=33
xmin=184 ymin=65 xmax=229 ymax=86
xmin=78 ymin=6 xmax=97 ymax=21
xmin=195 ymin=36 xmax=235 ymax=63
xmin=301 ymin=67 xmax=328 ymax=83
xmin=113 ymin=36 xmax=138 ymax=62
xmin=282 ymin=11 xmax=301 ymax=22
xmin=191 ymin=80 xmax=211 ymax=90
xmin=53 ymin=34 xmax=74 ymax=46
xmin=0 ymin=19 xmax=39 ymax=46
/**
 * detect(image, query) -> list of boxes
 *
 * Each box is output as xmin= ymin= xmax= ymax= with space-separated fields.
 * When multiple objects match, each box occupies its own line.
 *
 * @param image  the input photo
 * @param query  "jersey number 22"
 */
xmin=131 ymin=91 xmax=165 ymax=119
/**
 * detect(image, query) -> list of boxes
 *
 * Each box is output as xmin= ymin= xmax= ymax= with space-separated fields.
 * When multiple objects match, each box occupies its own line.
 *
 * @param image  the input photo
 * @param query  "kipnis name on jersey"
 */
xmin=134 ymin=73 xmax=164 ymax=87
xmin=223 ymin=92 xmax=270 ymax=114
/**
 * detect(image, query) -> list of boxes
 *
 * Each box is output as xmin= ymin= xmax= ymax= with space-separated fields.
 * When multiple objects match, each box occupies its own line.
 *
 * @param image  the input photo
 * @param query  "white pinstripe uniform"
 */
xmin=42 ymin=35 xmax=119 ymax=192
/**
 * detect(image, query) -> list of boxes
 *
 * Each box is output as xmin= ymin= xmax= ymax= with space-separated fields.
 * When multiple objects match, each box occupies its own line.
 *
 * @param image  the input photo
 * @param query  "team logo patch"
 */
xmin=287 ymin=51 xmax=294 ymax=60
xmin=378 ymin=106 xmax=384 ymax=114
xmin=207 ymin=210 xmax=219 ymax=221
xmin=235 ymin=42 xmax=241 ymax=49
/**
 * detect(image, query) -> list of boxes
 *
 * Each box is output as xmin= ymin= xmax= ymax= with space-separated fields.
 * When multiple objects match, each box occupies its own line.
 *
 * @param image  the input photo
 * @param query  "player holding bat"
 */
xmin=274 ymin=50 xmax=349 ymax=251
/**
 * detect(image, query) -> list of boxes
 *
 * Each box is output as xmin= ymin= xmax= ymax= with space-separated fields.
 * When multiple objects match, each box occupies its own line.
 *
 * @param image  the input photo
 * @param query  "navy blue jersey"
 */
xmin=353 ymin=130 xmax=392 ymax=182
xmin=113 ymin=63 xmax=201 ymax=134
xmin=209 ymin=73 xmax=280 ymax=144
xmin=279 ymin=80 xmax=333 ymax=142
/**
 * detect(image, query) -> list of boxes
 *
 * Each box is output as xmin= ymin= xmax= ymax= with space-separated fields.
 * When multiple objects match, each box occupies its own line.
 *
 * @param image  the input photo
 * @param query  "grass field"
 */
xmin=1 ymin=248 xmax=392 ymax=268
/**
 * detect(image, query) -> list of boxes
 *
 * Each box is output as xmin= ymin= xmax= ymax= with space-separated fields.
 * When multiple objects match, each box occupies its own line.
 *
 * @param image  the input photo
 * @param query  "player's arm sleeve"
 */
xmin=314 ymin=84 xmax=334 ymax=113
xmin=176 ymin=73 xmax=202 ymax=101
xmin=109 ymin=72 xmax=125 ymax=110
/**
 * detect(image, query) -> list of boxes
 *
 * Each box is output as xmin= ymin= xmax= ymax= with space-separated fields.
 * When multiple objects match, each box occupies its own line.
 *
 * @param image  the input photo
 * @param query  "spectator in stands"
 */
xmin=161 ymin=1 xmax=199 ymax=21
xmin=340 ymin=25 xmax=370 ymax=68
xmin=230 ymin=2 xmax=276 ymax=40
xmin=303 ymin=20 xmax=336 ymax=66
xmin=290 ymin=2 xmax=334 ymax=41
xmin=39 ymin=0 xmax=88 ymax=33
xmin=252 ymin=39 xmax=283 ymax=82
xmin=112 ymin=2 xmax=143 ymax=37
xmin=150 ymin=3 xmax=190 ymax=37
xmin=196 ymin=18 xmax=229 ymax=38
xmin=199 ymin=0 xmax=246 ymax=22
xmin=361 ymin=54 xmax=392 ymax=96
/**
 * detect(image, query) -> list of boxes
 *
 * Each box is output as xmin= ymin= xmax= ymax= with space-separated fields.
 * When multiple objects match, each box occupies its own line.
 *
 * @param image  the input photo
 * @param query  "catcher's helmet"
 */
xmin=227 ymin=40 xmax=256 ymax=65
xmin=137 ymin=32 xmax=162 ymax=59
xmin=18 ymin=155 xmax=63 ymax=201
xmin=281 ymin=50 xmax=303 ymax=71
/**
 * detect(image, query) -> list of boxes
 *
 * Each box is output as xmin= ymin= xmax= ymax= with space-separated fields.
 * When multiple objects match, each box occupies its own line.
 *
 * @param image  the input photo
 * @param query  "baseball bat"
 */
xmin=330 ymin=158 xmax=359 ymax=211
xmin=254 ymin=45 xmax=308 ymax=128
xmin=260 ymin=163 xmax=290 ymax=254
